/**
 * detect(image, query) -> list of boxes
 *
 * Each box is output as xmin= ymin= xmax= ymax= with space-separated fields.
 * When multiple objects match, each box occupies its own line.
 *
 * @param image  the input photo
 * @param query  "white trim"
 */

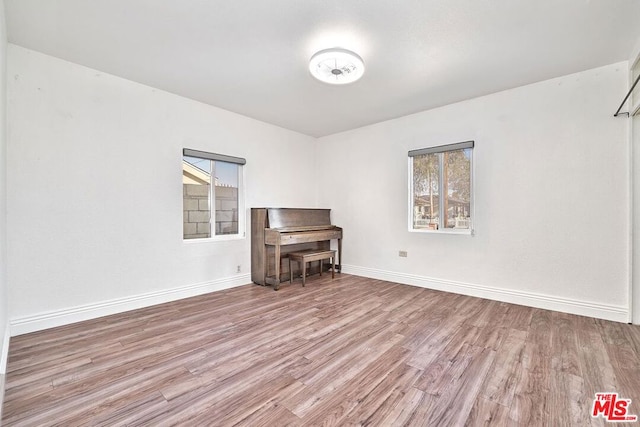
xmin=343 ymin=264 xmax=629 ymax=323
xmin=631 ymin=52 xmax=640 ymax=324
xmin=10 ymin=274 xmax=251 ymax=336
xmin=0 ymin=323 xmax=10 ymax=374
xmin=629 ymin=60 xmax=635 ymax=324
xmin=409 ymin=228 xmax=472 ymax=236
xmin=183 ymin=233 xmax=246 ymax=244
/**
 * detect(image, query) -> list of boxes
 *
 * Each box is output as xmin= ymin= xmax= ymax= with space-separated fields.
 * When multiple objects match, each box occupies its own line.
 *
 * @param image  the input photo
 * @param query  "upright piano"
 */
xmin=251 ymin=208 xmax=342 ymax=290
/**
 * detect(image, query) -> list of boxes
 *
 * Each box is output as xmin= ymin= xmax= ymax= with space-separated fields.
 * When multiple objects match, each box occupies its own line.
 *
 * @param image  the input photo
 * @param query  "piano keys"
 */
xmin=251 ymin=208 xmax=342 ymax=290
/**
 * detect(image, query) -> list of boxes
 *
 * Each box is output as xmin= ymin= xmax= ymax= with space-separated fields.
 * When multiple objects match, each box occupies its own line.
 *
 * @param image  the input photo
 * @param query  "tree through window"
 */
xmin=409 ymin=142 xmax=473 ymax=232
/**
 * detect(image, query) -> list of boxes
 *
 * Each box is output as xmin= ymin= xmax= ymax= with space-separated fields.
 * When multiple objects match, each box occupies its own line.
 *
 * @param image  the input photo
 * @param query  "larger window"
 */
xmin=182 ymin=149 xmax=245 ymax=240
xmin=409 ymin=141 xmax=473 ymax=233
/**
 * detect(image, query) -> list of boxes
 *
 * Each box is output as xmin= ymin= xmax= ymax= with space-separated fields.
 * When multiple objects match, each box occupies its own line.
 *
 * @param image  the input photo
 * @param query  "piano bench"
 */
xmin=288 ymin=249 xmax=336 ymax=287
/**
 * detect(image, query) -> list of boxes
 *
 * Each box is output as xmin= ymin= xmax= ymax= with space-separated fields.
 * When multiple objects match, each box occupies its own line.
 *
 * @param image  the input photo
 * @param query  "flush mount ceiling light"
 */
xmin=309 ymin=48 xmax=365 ymax=85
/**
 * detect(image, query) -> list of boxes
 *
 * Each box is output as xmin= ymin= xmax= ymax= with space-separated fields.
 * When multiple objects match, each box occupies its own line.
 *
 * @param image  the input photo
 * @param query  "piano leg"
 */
xmin=274 ymin=243 xmax=281 ymax=291
xmin=262 ymin=247 xmax=267 ymax=286
xmin=337 ymin=237 xmax=342 ymax=273
xmin=289 ymin=257 xmax=293 ymax=284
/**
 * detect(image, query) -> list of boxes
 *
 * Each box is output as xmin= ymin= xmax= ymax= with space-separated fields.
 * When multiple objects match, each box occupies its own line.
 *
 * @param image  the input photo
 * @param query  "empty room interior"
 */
xmin=1 ymin=0 xmax=640 ymax=425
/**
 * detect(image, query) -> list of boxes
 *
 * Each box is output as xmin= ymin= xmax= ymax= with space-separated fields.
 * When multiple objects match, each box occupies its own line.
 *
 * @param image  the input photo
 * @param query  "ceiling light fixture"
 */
xmin=309 ymin=48 xmax=365 ymax=85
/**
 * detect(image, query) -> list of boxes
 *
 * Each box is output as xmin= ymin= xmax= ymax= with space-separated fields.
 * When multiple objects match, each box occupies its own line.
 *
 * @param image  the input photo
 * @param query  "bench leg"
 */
xmin=289 ymin=257 xmax=293 ymax=284
xmin=331 ymin=256 xmax=335 ymax=279
xmin=319 ymin=259 xmax=322 ymax=276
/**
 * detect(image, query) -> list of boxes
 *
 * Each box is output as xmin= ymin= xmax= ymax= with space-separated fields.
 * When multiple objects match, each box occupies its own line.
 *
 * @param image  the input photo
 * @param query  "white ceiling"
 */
xmin=5 ymin=0 xmax=640 ymax=137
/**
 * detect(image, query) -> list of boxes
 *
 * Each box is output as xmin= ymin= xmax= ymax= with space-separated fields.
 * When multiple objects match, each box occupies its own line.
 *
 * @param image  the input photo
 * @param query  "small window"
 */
xmin=409 ymin=141 xmax=473 ymax=233
xmin=182 ymin=149 xmax=245 ymax=240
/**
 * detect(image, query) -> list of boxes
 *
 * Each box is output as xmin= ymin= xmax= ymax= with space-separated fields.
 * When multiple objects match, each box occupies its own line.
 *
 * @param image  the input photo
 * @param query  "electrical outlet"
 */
xmin=399 ymin=250 xmax=408 ymax=257
xmin=236 ymin=265 xmax=241 ymax=273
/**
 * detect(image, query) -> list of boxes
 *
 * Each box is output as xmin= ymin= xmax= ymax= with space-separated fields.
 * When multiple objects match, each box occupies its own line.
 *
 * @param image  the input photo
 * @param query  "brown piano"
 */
xmin=251 ymin=208 xmax=342 ymax=290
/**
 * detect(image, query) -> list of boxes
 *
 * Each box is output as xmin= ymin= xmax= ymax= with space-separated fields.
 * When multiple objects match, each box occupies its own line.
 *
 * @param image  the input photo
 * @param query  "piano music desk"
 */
xmin=288 ymin=249 xmax=336 ymax=286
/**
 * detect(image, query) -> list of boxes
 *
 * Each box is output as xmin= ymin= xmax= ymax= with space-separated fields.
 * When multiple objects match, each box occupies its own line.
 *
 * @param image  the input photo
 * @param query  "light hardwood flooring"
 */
xmin=2 ymin=274 xmax=640 ymax=426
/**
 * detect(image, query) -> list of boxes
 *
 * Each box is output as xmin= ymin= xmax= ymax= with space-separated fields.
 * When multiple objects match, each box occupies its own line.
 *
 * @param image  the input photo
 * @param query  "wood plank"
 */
xmin=575 ymin=315 xmax=618 ymax=401
xmin=549 ymin=371 xmax=593 ymax=427
xmin=340 ymin=362 xmax=423 ymax=425
xmin=423 ymin=346 xmax=496 ymax=426
xmin=465 ymin=396 xmax=510 ymax=427
xmin=285 ymin=329 xmax=405 ymax=417
xmin=479 ymin=328 xmax=527 ymax=407
xmin=3 ymin=274 xmax=640 ymax=426
xmin=298 ymin=345 xmax=412 ymax=426
xmin=551 ymin=311 xmax=581 ymax=376
xmin=509 ymin=309 xmax=553 ymax=425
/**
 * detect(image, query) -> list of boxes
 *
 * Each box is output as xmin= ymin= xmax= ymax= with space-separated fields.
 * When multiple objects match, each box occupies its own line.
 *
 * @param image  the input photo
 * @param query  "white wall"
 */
xmin=7 ymin=45 xmax=318 ymax=333
xmin=0 ymin=0 xmax=8 ymax=374
xmin=317 ymin=62 xmax=630 ymax=322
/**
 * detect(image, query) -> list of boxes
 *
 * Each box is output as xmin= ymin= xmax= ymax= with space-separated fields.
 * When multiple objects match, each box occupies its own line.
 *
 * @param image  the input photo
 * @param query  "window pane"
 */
xmin=413 ymin=153 xmax=440 ymax=230
xmin=214 ymin=161 xmax=239 ymax=235
xmin=183 ymin=156 xmax=212 ymax=239
xmin=443 ymin=149 xmax=471 ymax=229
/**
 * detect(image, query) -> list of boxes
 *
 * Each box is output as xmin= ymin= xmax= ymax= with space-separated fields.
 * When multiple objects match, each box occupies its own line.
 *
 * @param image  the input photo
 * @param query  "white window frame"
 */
xmin=408 ymin=141 xmax=475 ymax=235
xmin=182 ymin=149 xmax=246 ymax=242
xmin=631 ymin=53 xmax=640 ymax=117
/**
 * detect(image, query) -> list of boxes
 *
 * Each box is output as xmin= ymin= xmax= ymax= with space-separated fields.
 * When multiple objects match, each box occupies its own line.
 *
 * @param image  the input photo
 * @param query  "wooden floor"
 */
xmin=3 ymin=274 xmax=640 ymax=426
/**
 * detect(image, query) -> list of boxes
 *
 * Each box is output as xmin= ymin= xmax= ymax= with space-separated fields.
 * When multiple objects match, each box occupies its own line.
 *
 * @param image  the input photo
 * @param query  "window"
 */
xmin=182 ymin=149 xmax=245 ymax=239
xmin=409 ymin=141 xmax=473 ymax=233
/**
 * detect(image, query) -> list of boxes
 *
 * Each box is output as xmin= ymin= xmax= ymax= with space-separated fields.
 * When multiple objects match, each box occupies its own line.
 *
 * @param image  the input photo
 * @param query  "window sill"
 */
xmin=409 ymin=228 xmax=474 ymax=236
xmin=183 ymin=233 xmax=246 ymax=244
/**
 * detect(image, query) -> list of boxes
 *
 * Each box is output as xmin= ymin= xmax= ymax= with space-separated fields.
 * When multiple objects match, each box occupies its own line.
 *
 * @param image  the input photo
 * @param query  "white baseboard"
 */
xmin=7 ymin=266 xmax=629 ymax=337
xmin=343 ymin=265 xmax=629 ymax=323
xmin=0 ymin=323 xmax=10 ymax=374
xmin=10 ymin=274 xmax=252 ymax=336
